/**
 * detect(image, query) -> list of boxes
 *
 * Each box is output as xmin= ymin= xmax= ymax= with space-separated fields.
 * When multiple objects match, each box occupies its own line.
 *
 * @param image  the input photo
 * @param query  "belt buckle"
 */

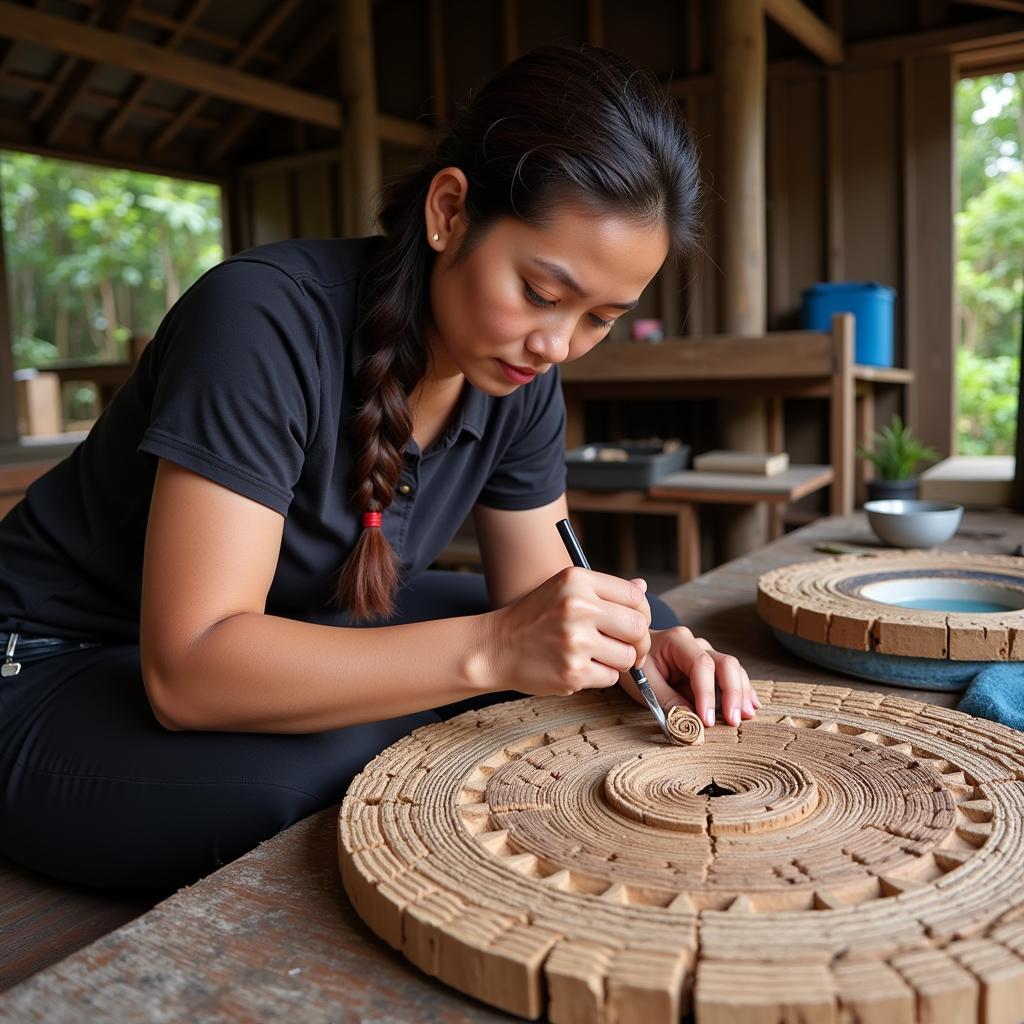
xmin=2 ymin=632 xmax=22 ymax=677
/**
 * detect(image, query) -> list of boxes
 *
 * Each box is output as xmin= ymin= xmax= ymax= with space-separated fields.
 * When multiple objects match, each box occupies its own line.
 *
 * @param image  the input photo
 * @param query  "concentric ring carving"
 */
xmin=757 ymin=551 xmax=1024 ymax=660
xmin=338 ymin=681 xmax=1024 ymax=1022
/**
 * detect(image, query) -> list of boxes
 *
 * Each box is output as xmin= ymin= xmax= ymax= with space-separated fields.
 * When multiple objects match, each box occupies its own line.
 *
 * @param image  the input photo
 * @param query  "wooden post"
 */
xmin=337 ymin=0 xmax=382 ymax=236
xmin=502 ymin=0 xmax=519 ymax=64
xmin=855 ymin=381 xmax=875 ymax=506
xmin=830 ymin=313 xmax=855 ymax=514
xmin=0 ymin=177 xmax=17 ymax=444
xmin=587 ymin=0 xmax=604 ymax=47
xmin=429 ymin=0 xmax=448 ymax=129
xmin=715 ymin=0 xmax=769 ymax=559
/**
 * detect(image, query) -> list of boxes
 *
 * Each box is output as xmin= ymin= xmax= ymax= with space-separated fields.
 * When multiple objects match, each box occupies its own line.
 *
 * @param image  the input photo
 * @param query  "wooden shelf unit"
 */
xmin=559 ymin=314 xmax=913 ymax=578
xmin=560 ymin=313 xmax=914 ymax=515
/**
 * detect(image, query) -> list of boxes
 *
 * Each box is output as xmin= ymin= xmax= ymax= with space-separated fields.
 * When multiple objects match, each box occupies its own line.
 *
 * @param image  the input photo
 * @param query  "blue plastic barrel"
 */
xmin=801 ymin=281 xmax=895 ymax=367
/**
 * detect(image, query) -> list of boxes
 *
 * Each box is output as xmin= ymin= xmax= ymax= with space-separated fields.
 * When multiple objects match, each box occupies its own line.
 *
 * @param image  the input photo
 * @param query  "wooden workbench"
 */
xmin=0 ymin=509 xmax=1019 ymax=1021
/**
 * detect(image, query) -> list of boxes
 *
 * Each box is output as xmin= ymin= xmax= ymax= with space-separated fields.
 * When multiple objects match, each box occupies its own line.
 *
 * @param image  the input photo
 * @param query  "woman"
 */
xmin=0 ymin=45 xmax=758 ymax=891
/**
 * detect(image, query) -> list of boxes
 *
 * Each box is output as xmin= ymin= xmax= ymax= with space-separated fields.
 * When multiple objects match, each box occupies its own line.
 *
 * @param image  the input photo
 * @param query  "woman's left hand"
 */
xmin=619 ymin=626 xmax=760 ymax=728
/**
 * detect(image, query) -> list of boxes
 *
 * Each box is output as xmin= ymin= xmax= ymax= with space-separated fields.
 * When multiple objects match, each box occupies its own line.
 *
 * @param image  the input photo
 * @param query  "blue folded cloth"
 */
xmin=958 ymin=663 xmax=1024 ymax=731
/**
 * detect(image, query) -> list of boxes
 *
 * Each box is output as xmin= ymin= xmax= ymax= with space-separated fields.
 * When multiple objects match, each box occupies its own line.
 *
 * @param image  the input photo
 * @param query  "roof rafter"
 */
xmin=152 ymin=0 xmax=302 ymax=154
xmin=0 ymin=0 xmax=341 ymax=128
xmin=131 ymin=6 xmax=280 ymax=66
xmin=202 ymin=9 xmax=336 ymax=165
xmin=99 ymin=0 xmax=212 ymax=148
xmin=950 ymin=0 xmax=1024 ymax=12
xmin=34 ymin=0 xmax=135 ymax=147
xmin=763 ymin=0 xmax=844 ymax=65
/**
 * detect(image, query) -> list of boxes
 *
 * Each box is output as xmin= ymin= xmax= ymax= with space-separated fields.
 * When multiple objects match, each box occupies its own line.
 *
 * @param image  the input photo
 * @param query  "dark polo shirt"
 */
xmin=0 ymin=236 xmax=566 ymax=642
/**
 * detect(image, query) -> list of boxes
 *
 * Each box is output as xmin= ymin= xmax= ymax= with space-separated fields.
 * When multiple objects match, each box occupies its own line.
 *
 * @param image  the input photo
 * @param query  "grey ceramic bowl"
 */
xmin=864 ymin=499 xmax=964 ymax=548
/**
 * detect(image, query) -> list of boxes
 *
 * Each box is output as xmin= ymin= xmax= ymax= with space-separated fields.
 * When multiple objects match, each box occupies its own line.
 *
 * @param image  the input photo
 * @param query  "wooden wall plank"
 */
xmin=250 ymin=174 xmax=291 ymax=247
xmin=903 ymin=52 xmax=955 ymax=456
xmin=684 ymin=91 xmax=718 ymax=338
xmin=767 ymin=75 xmax=827 ymax=328
xmin=296 ymin=164 xmax=333 ymax=239
xmin=839 ymin=64 xmax=902 ymax=354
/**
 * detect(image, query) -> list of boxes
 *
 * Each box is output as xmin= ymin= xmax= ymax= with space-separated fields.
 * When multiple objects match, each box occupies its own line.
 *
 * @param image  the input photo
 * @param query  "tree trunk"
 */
xmin=99 ymin=278 xmax=119 ymax=360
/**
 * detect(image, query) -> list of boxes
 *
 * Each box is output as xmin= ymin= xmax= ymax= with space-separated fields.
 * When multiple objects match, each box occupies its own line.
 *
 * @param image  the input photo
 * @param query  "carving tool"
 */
xmin=555 ymin=518 xmax=672 ymax=740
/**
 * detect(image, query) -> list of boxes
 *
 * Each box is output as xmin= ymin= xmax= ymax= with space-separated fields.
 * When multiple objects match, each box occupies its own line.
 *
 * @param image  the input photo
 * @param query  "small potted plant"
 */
xmin=858 ymin=414 xmax=941 ymax=501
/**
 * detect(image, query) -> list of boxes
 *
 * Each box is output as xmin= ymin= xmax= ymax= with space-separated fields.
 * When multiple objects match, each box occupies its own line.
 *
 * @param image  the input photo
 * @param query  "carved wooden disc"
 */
xmin=338 ymin=683 xmax=1024 ymax=1022
xmin=757 ymin=551 xmax=1024 ymax=660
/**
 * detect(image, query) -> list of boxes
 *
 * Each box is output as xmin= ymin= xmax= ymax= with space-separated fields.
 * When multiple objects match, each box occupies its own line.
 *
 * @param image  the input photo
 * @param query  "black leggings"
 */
xmin=0 ymin=572 xmax=679 ymax=891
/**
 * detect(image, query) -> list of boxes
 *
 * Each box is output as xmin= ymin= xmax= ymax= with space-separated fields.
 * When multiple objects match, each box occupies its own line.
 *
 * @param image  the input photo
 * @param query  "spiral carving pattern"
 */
xmin=665 ymin=705 xmax=704 ymax=745
xmin=339 ymin=682 xmax=1024 ymax=1022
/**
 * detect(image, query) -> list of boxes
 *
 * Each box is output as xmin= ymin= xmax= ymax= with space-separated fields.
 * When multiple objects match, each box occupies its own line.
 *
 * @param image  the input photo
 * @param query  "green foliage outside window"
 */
xmin=1 ymin=151 xmax=222 ymax=371
xmin=955 ymin=73 xmax=1023 ymax=455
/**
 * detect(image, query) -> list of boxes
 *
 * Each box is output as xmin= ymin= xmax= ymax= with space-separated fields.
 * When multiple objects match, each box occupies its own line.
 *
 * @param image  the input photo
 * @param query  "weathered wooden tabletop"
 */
xmin=1 ymin=509 xmax=1020 ymax=1022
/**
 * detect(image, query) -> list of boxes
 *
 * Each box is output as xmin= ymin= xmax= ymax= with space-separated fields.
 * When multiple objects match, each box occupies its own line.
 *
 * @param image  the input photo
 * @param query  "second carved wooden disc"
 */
xmin=338 ymin=683 xmax=1024 ymax=1023
xmin=757 ymin=551 xmax=1024 ymax=660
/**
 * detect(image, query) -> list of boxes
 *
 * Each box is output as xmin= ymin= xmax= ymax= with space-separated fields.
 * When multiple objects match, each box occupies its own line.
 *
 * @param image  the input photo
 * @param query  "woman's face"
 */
xmin=424 ymin=169 xmax=670 ymax=395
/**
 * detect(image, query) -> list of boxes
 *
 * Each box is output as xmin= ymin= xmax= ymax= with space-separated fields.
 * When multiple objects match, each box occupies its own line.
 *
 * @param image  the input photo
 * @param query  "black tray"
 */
xmin=565 ymin=442 xmax=690 ymax=490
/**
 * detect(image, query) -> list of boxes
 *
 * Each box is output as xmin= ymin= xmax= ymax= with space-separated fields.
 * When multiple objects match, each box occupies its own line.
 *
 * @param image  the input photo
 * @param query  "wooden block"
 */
xmin=695 ymin=961 xmax=837 ymax=1024
xmin=872 ymin=616 xmax=948 ymax=658
xmin=949 ymin=621 xmax=1010 ymax=661
xmin=547 ymin=939 xmax=616 ymax=1024
xmin=833 ymin=958 xmax=914 ymax=1024
xmin=948 ymin=938 xmax=1024 ymax=1024
xmin=889 ymin=948 xmax=979 ymax=1022
xmin=605 ymin=947 xmax=690 ymax=1024
xmin=438 ymin=911 xmax=558 ymax=1018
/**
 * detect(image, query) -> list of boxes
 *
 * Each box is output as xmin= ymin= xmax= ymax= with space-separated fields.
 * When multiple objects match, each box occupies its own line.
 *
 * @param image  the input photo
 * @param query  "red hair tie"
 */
xmin=362 ymin=511 xmax=383 ymax=529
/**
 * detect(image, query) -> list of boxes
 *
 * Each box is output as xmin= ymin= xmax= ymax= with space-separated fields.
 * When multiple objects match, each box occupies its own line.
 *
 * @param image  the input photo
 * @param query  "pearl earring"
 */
xmin=432 ymin=232 xmax=440 ymax=242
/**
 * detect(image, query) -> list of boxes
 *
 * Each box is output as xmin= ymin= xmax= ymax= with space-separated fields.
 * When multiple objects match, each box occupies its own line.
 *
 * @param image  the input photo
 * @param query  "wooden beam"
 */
xmin=41 ymin=87 xmax=219 ymax=131
xmin=377 ymin=114 xmax=433 ymax=149
xmin=956 ymin=39 xmax=1024 ymax=73
xmin=950 ymin=0 xmax=1024 ymax=12
xmin=130 ymin=7 xmax=281 ymax=65
xmin=0 ymin=113 xmax=225 ymax=182
xmin=99 ymin=0 xmax=211 ymax=148
xmin=241 ymin=146 xmax=345 ymax=180
xmin=201 ymin=9 xmax=335 ymax=166
xmin=0 ymin=68 xmax=57 ymax=100
xmin=763 ymin=0 xmax=844 ymax=65
xmin=849 ymin=14 xmax=1024 ymax=63
xmin=152 ymin=0 xmax=302 ymax=154
xmin=0 ymin=0 xmax=43 ymax=78
xmin=0 ymin=1 xmax=340 ymax=129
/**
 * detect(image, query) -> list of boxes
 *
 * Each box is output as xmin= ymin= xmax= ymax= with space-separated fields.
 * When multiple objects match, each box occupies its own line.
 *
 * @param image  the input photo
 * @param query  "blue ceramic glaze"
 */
xmin=771 ymin=629 xmax=984 ymax=692
xmin=894 ymin=598 xmax=1016 ymax=613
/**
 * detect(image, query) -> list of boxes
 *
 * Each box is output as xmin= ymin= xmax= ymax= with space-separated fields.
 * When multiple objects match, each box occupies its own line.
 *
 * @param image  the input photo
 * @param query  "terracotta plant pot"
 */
xmin=866 ymin=477 xmax=918 ymax=502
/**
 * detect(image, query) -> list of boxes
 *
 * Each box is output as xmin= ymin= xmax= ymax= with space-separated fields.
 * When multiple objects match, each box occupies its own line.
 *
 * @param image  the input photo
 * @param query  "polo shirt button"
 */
xmin=398 ymin=483 xmax=413 ymax=496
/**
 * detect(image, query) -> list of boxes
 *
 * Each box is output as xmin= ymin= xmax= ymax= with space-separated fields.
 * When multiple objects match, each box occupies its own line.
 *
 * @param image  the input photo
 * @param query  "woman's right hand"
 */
xmin=484 ymin=566 xmax=652 ymax=697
